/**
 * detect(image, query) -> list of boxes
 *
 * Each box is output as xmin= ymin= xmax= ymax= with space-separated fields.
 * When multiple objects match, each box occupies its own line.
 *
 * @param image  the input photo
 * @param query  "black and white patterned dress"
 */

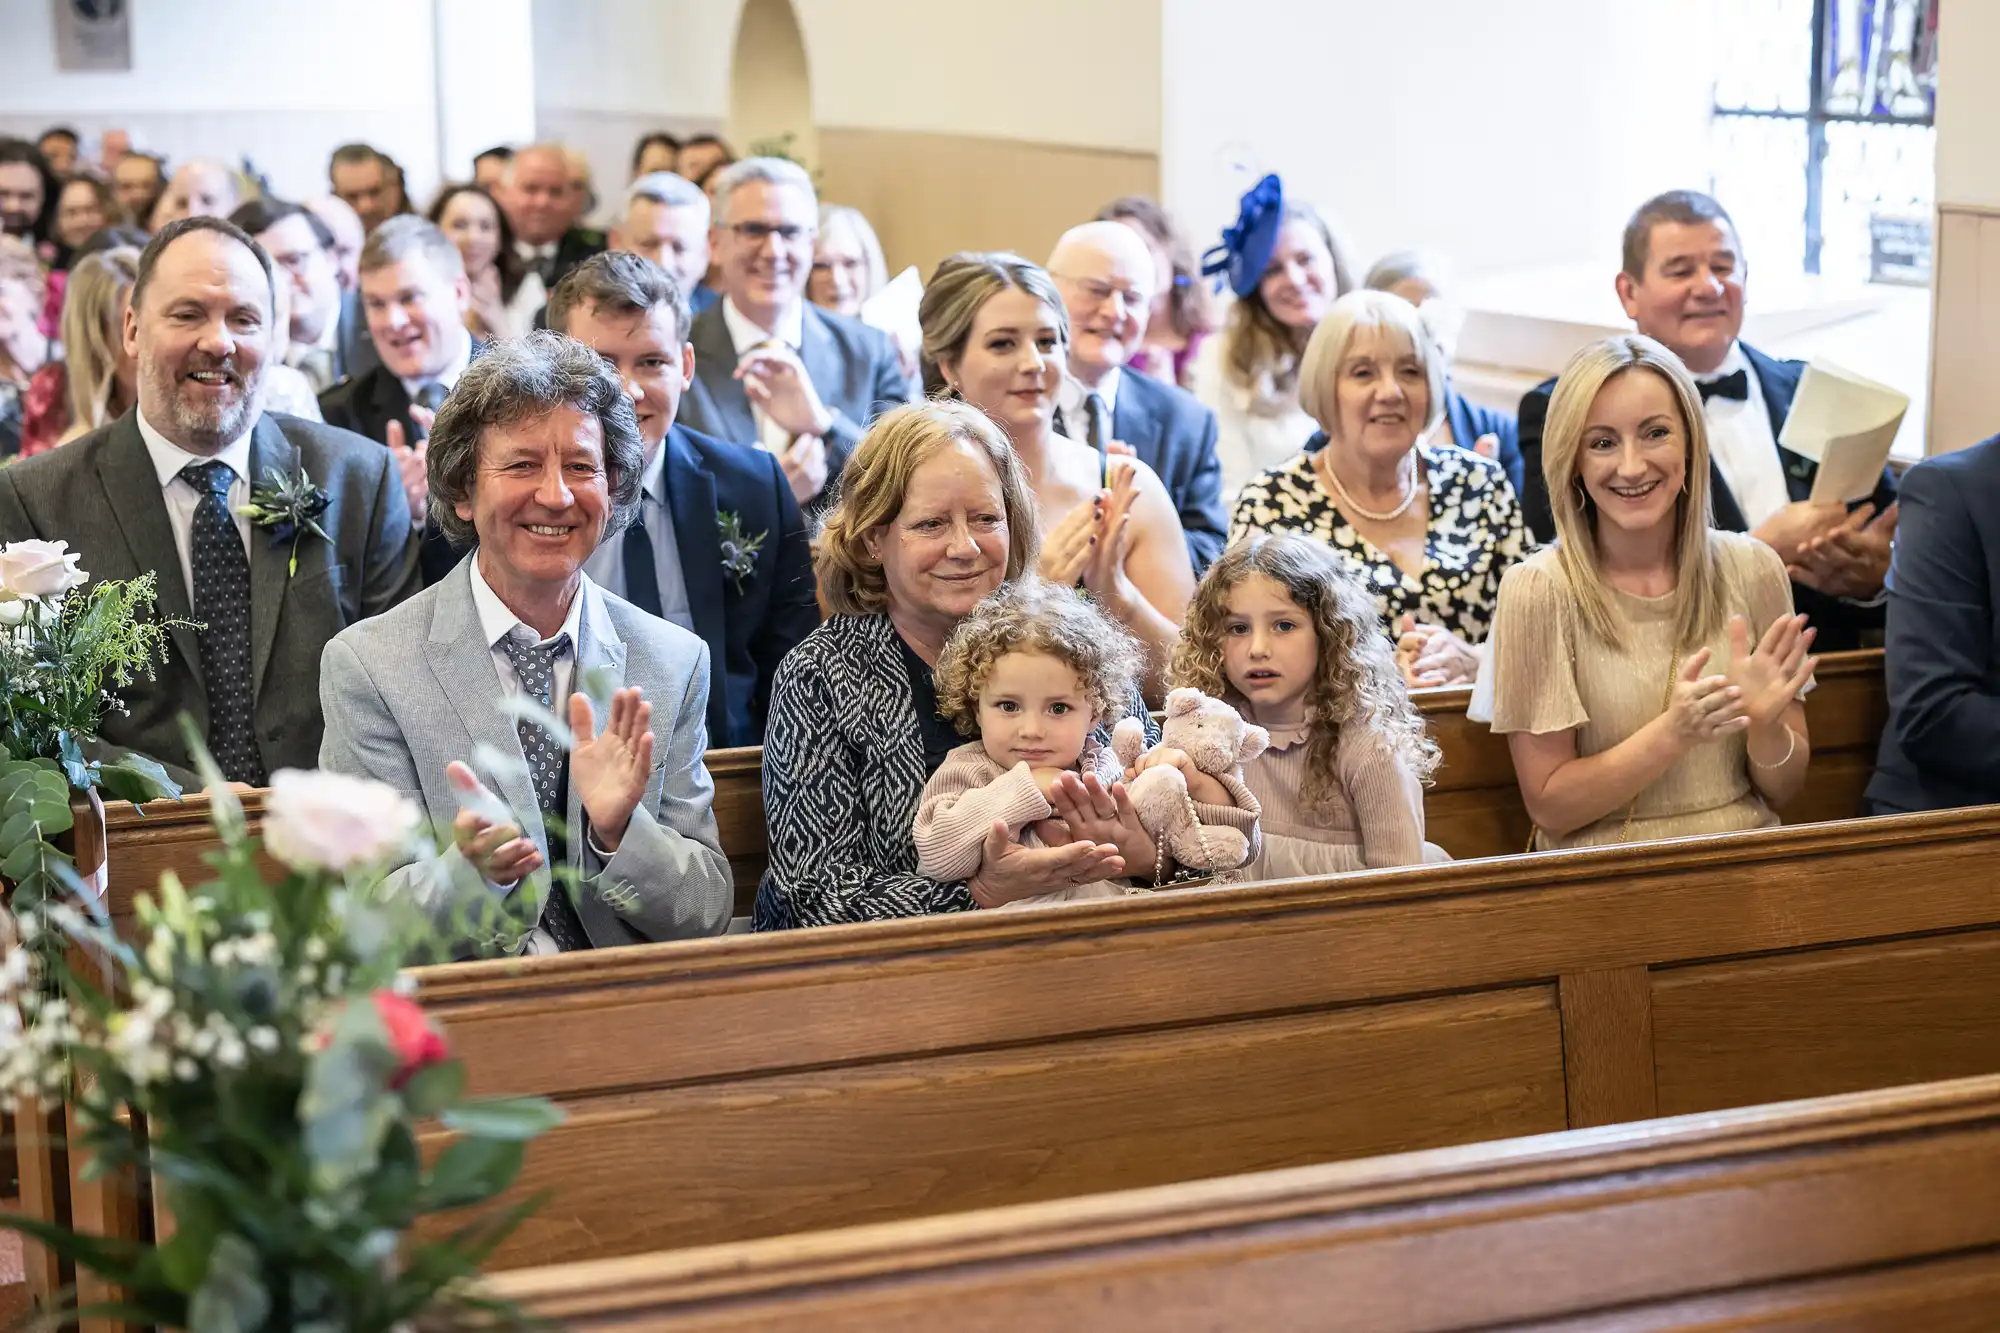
xmin=1228 ymin=435 xmax=1529 ymax=645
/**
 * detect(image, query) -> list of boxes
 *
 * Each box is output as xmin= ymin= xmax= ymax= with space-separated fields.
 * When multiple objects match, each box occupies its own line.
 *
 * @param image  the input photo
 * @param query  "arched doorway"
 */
xmin=727 ymin=0 xmax=818 ymax=173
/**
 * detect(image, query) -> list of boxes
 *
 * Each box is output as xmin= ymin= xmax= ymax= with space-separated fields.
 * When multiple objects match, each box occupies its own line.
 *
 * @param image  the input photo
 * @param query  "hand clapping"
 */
xmin=1663 ymin=646 xmax=1748 ymax=747
xmin=568 ymin=687 xmax=654 ymax=854
xmin=1787 ymin=502 xmax=1896 ymax=600
xmin=1725 ymin=612 xmax=1816 ymax=729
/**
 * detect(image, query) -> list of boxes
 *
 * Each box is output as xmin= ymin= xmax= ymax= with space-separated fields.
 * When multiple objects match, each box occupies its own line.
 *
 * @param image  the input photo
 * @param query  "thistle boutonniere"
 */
xmin=237 ymin=453 xmax=332 ymax=577
xmin=716 ymin=511 xmax=767 ymax=594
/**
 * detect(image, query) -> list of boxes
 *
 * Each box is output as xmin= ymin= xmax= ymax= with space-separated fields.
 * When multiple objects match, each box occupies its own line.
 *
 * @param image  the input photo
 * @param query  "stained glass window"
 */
xmin=1711 ymin=0 xmax=1937 ymax=282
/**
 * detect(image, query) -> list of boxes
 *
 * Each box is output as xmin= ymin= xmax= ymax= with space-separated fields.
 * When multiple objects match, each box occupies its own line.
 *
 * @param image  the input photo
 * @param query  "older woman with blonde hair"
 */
xmin=1488 ymin=334 xmax=1815 ymax=850
xmin=920 ymin=251 xmax=1193 ymax=695
xmin=809 ymin=203 xmax=889 ymax=319
xmin=1190 ymin=178 xmax=1357 ymax=496
xmin=1230 ymin=288 xmax=1526 ymax=688
xmin=756 ymin=400 xmax=1161 ymax=930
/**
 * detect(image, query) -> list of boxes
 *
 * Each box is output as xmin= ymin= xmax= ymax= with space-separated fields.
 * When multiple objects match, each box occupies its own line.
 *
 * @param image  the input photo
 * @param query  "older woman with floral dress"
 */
xmin=1229 ymin=289 xmax=1527 ymax=689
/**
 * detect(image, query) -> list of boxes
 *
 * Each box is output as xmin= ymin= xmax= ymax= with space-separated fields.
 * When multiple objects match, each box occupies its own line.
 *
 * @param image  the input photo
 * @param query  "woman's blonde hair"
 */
xmin=918 ymin=251 xmax=1069 ymax=401
xmin=1173 ymin=533 xmax=1439 ymax=803
xmin=933 ymin=578 xmax=1141 ymax=737
xmin=1220 ymin=201 xmax=1355 ymax=415
xmin=1296 ymin=289 xmax=1447 ymax=442
xmin=816 ymin=400 xmax=1042 ymax=616
xmin=817 ymin=204 xmax=889 ymax=303
xmin=1542 ymin=334 xmax=1721 ymax=651
xmin=62 ymin=247 xmax=140 ymax=435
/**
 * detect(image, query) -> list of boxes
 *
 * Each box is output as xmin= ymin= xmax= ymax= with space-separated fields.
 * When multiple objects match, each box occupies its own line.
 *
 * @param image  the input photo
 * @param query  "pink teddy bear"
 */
xmin=1111 ymin=688 xmax=1269 ymax=873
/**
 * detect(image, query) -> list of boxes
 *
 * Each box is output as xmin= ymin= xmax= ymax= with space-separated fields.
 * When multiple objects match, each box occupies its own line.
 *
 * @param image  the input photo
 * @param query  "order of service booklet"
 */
xmin=1777 ymin=359 xmax=1910 ymax=504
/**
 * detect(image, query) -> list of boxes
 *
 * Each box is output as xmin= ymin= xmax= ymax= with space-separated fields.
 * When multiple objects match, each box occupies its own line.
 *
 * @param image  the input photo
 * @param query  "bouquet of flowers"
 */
xmin=0 ymin=538 xmax=182 ymax=908
xmin=1 ymin=755 xmax=563 ymax=1331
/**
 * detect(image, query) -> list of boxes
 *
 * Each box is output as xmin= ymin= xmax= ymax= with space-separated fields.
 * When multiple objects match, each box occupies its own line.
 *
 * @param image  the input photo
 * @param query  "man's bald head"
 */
xmin=154 ymin=158 xmax=240 ymax=226
xmin=1047 ymin=220 xmax=1158 ymax=381
xmin=502 ymin=142 xmax=576 ymax=246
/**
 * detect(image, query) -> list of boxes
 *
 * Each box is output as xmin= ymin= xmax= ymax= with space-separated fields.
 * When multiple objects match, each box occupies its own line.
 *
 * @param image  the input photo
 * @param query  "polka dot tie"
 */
xmin=179 ymin=461 xmax=266 ymax=786
xmin=499 ymin=630 xmax=591 ymax=952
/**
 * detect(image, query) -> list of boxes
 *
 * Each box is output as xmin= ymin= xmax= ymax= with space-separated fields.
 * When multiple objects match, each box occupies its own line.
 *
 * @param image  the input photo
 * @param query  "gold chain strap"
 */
xmin=1527 ymin=648 xmax=1681 ymax=853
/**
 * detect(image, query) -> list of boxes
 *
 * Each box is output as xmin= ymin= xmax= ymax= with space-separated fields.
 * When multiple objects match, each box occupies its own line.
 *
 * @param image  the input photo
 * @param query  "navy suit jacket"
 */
xmin=677 ymin=300 xmax=912 ymax=500
xmin=1109 ymin=371 xmax=1227 ymax=575
xmin=609 ymin=423 xmax=820 ymax=749
xmin=1867 ymin=435 xmax=2000 ymax=815
xmin=318 ymin=339 xmax=487 ymax=587
xmin=334 ymin=290 xmax=380 ymax=385
xmin=1445 ymin=388 xmax=1524 ymax=501
xmin=1516 ymin=342 xmax=1897 ymax=651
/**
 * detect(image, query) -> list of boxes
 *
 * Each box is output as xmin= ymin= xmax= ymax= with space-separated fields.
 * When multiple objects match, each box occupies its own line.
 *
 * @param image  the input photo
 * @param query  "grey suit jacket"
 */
xmin=0 ymin=409 xmax=419 ymax=783
xmin=678 ymin=299 xmax=913 ymax=487
xmin=317 ymin=560 xmax=732 ymax=954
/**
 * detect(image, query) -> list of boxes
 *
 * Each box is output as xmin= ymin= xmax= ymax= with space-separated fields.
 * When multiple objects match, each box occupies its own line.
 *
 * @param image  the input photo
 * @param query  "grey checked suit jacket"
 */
xmin=317 ymin=560 xmax=732 ymax=953
xmin=677 ymin=299 xmax=914 ymax=489
xmin=0 ymin=409 xmax=419 ymax=784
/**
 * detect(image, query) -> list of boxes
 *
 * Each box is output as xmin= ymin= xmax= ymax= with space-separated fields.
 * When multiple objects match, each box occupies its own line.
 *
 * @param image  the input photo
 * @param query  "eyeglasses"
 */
xmin=726 ymin=221 xmax=815 ymax=245
xmin=1054 ymin=274 xmax=1153 ymax=310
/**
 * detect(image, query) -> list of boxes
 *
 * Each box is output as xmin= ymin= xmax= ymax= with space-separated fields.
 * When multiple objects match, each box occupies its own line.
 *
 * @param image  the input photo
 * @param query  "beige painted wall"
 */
xmin=1927 ymin=0 xmax=1997 ymax=454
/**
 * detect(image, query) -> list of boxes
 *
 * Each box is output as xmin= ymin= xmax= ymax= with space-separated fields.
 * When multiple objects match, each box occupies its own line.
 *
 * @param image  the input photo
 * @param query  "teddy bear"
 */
xmin=1111 ymin=688 xmax=1270 ymax=873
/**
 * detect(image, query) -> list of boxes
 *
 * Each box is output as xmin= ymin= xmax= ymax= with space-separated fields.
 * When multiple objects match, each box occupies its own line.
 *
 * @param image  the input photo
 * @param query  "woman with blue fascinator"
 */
xmin=1189 ymin=174 xmax=1357 ymax=498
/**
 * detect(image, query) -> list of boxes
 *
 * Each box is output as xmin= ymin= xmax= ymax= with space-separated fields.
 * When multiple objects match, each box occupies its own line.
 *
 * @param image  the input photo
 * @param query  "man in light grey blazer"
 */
xmin=0 ymin=216 xmax=419 ymax=788
xmin=676 ymin=157 xmax=912 ymax=512
xmin=319 ymin=331 xmax=731 ymax=956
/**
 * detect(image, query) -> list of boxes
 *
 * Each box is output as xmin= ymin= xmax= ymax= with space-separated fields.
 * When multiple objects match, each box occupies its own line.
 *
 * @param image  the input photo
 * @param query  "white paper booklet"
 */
xmin=1777 ymin=359 xmax=1909 ymax=505
xmin=861 ymin=266 xmax=923 ymax=349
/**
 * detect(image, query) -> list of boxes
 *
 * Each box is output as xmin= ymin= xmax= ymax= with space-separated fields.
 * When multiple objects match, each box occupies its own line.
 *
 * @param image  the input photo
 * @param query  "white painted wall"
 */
xmin=0 ymin=0 xmax=440 ymax=202
xmin=1935 ymin=0 xmax=1999 ymax=208
xmin=1160 ymin=0 xmax=1720 ymax=283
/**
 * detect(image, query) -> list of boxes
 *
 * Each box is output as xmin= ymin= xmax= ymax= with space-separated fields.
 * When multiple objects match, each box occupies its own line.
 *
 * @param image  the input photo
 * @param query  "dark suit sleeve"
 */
xmin=0 ymin=468 xmax=37 ymax=541
xmin=1515 ymin=383 xmax=1556 ymax=544
xmin=1179 ymin=407 xmax=1228 ymax=574
xmin=822 ymin=334 xmax=915 ymax=476
xmin=752 ymin=455 xmax=821 ymax=737
xmin=356 ymin=441 xmax=421 ymax=614
xmin=1880 ymin=460 xmax=2000 ymax=788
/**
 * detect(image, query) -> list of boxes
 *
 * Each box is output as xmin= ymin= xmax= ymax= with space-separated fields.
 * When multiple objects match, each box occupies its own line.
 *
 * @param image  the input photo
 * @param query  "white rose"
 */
xmin=0 ymin=600 xmax=24 ymax=627
xmin=263 ymin=768 xmax=424 ymax=874
xmin=0 ymin=540 xmax=88 ymax=600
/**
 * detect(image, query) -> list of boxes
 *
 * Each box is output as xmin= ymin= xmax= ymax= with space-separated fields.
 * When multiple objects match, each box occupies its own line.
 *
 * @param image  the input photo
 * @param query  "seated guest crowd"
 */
xmin=2 ymin=122 xmax=1984 ymax=960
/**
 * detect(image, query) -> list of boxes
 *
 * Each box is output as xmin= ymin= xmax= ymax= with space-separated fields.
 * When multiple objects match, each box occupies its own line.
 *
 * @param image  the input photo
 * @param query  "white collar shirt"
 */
xmin=136 ymin=408 xmax=256 ymax=603
xmin=1698 ymin=342 xmax=1793 ymax=530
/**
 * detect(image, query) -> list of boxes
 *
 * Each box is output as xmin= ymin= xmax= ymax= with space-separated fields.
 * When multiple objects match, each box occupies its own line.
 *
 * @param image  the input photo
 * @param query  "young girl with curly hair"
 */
xmin=913 ymin=578 xmax=1256 ymax=906
xmin=1173 ymin=533 xmax=1444 ymax=878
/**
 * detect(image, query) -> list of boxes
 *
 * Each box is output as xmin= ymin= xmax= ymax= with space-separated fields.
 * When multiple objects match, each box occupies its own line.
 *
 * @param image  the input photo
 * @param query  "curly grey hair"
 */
xmin=424 ymin=329 xmax=645 ymax=550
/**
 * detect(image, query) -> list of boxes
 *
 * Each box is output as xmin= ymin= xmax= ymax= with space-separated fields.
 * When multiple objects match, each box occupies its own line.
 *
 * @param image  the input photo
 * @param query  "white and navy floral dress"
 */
xmin=1228 ymin=435 xmax=1529 ymax=645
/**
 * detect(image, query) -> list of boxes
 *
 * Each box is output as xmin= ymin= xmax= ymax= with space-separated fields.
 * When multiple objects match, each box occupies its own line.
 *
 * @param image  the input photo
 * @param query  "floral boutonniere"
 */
xmin=717 ymin=511 xmax=767 ymax=594
xmin=238 ymin=454 xmax=332 ymax=577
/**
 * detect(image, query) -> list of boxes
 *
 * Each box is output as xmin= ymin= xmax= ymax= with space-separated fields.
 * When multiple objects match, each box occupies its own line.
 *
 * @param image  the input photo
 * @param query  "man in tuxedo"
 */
xmin=0 ymin=216 xmax=419 ymax=785
xmin=678 ymin=157 xmax=910 ymax=510
xmin=1867 ymin=434 xmax=2000 ymax=815
xmin=1048 ymin=220 xmax=1226 ymax=574
xmin=614 ymin=173 xmax=718 ymax=316
xmin=500 ymin=143 xmax=606 ymax=295
xmin=1516 ymin=190 xmax=1898 ymax=650
xmin=319 ymin=332 xmax=732 ymax=953
xmin=319 ymin=216 xmax=477 ymax=586
xmin=231 ymin=197 xmax=377 ymax=393
xmin=548 ymin=252 xmax=816 ymax=747
xmin=328 ymin=143 xmax=403 ymax=235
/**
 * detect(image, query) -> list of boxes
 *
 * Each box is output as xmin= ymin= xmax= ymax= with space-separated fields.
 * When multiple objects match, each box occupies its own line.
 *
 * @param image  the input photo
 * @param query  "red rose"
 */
xmin=373 ymin=990 xmax=448 ymax=1088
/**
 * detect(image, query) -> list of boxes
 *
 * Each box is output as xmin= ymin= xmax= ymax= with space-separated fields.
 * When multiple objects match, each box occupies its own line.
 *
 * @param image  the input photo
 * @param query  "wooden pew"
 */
xmin=415 ymin=798 xmax=2000 ymax=1272
xmin=704 ymin=648 xmax=1888 ymax=907
xmin=491 ymin=1073 xmax=2000 ymax=1331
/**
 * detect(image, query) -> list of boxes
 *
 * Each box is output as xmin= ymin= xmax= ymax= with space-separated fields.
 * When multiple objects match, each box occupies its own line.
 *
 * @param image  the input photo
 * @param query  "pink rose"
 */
xmin=373 ymin=991 xmax=449 ymax=1088
xmin=0 ymin=539 xmax=87 ymax=600
xmin=263 ymin=768 xmax=423 ymax=872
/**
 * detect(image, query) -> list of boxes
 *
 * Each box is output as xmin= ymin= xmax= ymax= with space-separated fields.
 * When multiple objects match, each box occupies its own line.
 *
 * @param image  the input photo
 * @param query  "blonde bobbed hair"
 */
xmin=1542 ymin=333 xmax=1721 ymax=652
xmin=62 ymin=247 xmax=141 ymax=436
xmin=816 ymin=400 xmax=1042 ymax=617
xmin=1296 ymin=289 xmax=1447 ymax=443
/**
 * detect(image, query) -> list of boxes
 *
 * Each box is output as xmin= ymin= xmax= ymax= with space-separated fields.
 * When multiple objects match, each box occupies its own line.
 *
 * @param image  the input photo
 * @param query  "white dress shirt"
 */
xmin=721 ymin=295 xmax=808 ymax=455
xmin=398 ymin=327 xmax=474 ymax=406
xmin=1699 ymin=342 xmax=1793 ymax=531
xmin=583 ymin=443 xmax=694 ymax=631
xmin=1058 ymin=365 xmax=1123 ymax=437
xmin=136 ymin=409 xmax=255 ymax=603
xmin=467 ymin=555 xmax=588 ymax=707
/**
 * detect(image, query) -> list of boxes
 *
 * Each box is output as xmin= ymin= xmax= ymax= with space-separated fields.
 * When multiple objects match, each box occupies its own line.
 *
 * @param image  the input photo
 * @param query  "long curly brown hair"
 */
xmin=934 ymin=579 xmax=1141 ymax=739
xmin=1172 ymin=534 xmax=1439 ymax=808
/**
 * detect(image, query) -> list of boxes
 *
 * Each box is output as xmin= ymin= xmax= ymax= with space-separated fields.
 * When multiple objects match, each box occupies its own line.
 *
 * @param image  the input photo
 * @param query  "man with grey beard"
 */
xmin=0 ymin=216 xmax=419 ymax=787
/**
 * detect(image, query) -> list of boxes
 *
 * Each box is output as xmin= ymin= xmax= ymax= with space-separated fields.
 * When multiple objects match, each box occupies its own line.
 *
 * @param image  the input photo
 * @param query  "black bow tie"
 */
xmin=1697 ymin=369 xmax=1750 ymax=403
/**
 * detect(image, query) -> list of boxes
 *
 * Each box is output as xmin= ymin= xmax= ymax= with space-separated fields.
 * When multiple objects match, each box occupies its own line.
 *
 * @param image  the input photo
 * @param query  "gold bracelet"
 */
xmin=1749 ymin=726 xmax=1798 ymax=770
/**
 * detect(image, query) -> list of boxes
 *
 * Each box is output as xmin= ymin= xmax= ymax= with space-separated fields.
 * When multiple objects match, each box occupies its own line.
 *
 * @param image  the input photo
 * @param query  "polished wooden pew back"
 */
xmin=491 ymin=1073 xmax=2000 ymax=1331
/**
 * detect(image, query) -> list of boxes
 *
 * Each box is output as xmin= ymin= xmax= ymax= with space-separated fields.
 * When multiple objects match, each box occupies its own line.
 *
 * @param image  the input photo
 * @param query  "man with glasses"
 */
xmin=230 ymin=197 xmax=378 ymax=393
xmin=677 ymin=157 xmax=911 ymax=509
xmin=1048 ymin=221 xmax=1225 ymax=574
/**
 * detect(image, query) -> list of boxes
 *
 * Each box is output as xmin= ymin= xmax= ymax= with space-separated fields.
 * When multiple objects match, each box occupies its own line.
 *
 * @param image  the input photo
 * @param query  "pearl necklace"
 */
xmin=1316 ymin=449 xmax=1422 ymax=523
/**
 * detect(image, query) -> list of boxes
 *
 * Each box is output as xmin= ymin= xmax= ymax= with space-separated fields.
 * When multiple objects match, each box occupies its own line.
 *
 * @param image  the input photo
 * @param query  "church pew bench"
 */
xmin=411 ymin=798 xmax=2000 ymax=1271
xmin=491 ymin=1072 xmax=2000 ymax=1331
